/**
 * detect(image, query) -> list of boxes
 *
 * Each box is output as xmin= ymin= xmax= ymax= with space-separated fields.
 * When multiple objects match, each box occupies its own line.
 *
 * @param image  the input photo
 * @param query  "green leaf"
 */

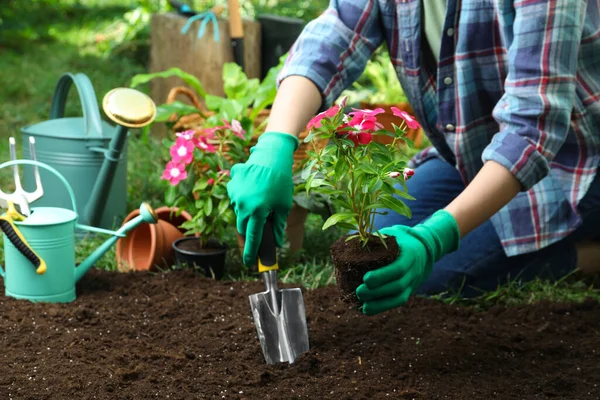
xmin=336 ymin=222 xmax=359 ymax=231
xmin=195 ymin=198 xmax=205 ymax=210
xmin=204 ymin=197 xmax=213 ymax=216
xmin=356 ymin=163 xmax=379 ymax=175
xmin=205 ymin=94 xmax=224 ymax=111
xmin=379 ymin=195 xmax=412 ymax=218
xmin=164 ymin=185 xmax=177 ymax=205
xmin=322 ymin=212 xmax=358 ymax=230
xmin=217 ymin=198 xmax=229 ymax=215
xmin=345 ymin=234 xmax=360 ymax=242
xmin=368 ymin=177 xmax=383 ymax=192
xmin=250 ymin=62 xmax=280 ymax=118
xmin=301 ymin=159 xmax=317 ymax=180
xmin=130 ymin=67 xmax=206 ymax=97
xmin=154 ymin=102 xmax=202 ymax=122
xmin=331 ymin=197 xmax=353 ymax=211
xmin=219 ymin=99 xmax=245 ymax=121
xmin=194 ymin=179 xmax=210 ymax=192
xmin=334 ymin=157 xmax=349 ymax=180
xmin=393 ymin=187 xmax=416 ymax=200
xmin=309 ymin=178 xmax=333 ymax=189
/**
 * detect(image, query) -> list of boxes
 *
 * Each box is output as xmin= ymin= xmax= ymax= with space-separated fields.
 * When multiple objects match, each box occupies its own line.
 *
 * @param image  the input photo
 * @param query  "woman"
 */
xmin=226 ymin=0 xmax=600 ymax=315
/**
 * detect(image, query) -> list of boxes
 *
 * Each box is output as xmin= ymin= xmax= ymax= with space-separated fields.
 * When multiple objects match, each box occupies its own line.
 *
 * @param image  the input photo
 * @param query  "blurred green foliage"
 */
xmin=0 ymin=0 xmax=329 ymax=65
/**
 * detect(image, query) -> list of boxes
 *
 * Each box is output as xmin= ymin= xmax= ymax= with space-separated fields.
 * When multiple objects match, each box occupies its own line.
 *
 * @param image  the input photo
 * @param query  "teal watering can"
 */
xmin=0 ymin=159 xmax=158 ymax=303
xmin=20 ymin=73 xmax=156 ymax=230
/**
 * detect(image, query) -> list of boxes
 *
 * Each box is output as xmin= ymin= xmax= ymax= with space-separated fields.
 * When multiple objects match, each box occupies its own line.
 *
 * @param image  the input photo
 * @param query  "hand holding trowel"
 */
xmin=248 ymin=215 xmax=310 ymax=364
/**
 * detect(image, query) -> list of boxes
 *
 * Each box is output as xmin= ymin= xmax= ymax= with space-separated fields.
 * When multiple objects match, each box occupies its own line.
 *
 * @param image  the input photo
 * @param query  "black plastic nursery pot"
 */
xmin=256 ymin=14 xmax=305 ymax=79
xmin=172 ymin=237 xmax=228 ymax=280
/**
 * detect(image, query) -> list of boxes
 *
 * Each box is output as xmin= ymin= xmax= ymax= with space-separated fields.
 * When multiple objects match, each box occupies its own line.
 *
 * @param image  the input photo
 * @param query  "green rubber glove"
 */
xmin=356 ymin=210 xmax=460 ymax=316
xmin=227 ymin=131 xmax=299 ymax=266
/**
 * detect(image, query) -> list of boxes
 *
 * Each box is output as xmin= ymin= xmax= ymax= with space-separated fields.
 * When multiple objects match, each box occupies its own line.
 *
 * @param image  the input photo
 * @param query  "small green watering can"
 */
xmin=20 ymin=73 xmax=156 ymax=230
xmin=0 ymin=159 xmax=158 ymax=303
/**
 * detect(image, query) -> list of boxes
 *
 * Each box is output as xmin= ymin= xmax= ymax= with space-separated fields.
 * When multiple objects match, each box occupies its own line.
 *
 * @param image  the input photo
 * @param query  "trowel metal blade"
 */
xmin=249 ymin=287 xmax=309 ymax=364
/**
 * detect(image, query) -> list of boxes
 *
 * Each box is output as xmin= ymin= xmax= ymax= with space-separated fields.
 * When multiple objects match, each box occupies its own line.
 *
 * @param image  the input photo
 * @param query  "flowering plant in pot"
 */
xmin=161 ymin=118 xmax=252 ymax=279
xmin=301 ymin=96 xmax=418 ymax=305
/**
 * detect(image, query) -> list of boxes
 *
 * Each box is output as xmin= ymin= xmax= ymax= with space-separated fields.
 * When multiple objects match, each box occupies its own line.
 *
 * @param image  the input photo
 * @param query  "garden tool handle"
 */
xmin=257 ymin=216 xmax=278 ymax=274
xmin=49 ymin=72 xmax=104 ymax=137
xmin=227 ymin=0 xmax=243 ymax=39
xmin=227 ymin=0 xmax=244 ymax=70
xmin=0 ymin=203 xmax=47 ymax=275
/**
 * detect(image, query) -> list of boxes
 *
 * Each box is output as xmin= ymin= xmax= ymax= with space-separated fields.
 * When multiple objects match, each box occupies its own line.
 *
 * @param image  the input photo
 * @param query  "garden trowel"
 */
xmin=248 ymin=217 xmax=309 ymax=364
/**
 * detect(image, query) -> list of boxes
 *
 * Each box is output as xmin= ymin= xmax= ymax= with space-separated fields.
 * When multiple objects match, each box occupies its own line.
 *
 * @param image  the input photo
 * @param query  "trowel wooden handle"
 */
xmin=257 ymin=216 xmax=278 ymax=274
xmin=227 ymin=0 xmax=244 ymax=38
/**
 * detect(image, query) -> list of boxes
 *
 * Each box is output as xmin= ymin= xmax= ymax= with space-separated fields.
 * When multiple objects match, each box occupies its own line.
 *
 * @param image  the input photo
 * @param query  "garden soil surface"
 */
xmin=1 ymin=269 xmax=599 ymax=399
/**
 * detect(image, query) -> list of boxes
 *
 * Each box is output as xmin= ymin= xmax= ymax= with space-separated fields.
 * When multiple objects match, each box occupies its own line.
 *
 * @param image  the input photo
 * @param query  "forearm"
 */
xmin=265 ymin=76 xmax=323 ymax=137
xmin=444 ymin=160 xmax=522 ymax=238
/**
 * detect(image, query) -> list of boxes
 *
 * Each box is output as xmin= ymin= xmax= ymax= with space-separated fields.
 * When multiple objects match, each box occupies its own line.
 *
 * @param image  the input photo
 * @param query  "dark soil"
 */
xmin=1 ymin=270 xmax=599 ymax=400
xmin=330 ymin=235 xmax=399 ymax=306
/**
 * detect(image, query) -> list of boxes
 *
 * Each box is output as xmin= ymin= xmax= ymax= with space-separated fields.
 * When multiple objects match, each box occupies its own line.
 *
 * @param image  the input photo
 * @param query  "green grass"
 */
xmin=0 ymin=1 xmax=598 ymax=308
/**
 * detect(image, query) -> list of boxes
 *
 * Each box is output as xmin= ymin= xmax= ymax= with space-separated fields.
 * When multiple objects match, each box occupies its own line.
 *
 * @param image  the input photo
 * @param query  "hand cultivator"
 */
xmin=0 ymin=137 xmax=46 ymax=274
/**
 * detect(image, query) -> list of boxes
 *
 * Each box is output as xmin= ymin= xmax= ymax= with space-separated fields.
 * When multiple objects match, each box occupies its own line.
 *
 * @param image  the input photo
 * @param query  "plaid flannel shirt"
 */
xmin=278 ymin=0 xmax=600 ymax=257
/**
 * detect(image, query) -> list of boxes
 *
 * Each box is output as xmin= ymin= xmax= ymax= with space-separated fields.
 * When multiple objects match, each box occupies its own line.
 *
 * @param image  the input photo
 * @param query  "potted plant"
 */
xmin=161 ymin=118 xmax=252 ymax=279
xmin=301 ymin=96 xmax=418 ymax=306
xmin=131 ymin=59 xmax=329 ymax=255
xmin=342 ymin=48 xmax=425 ymax=148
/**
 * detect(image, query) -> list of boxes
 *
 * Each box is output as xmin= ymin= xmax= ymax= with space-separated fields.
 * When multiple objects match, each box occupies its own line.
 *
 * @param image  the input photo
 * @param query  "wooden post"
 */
xmin=148 ymin=12 xmax=261 ymax=110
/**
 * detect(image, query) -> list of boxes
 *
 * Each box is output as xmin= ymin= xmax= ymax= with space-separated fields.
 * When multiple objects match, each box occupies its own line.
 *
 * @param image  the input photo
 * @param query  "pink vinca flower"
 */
xmin=218 ymin=169 xmax=230 ymax=176
xmin=307 ymin=105 xmax=340 ymax=130
xmin=176 ymin=129 xmax=201 ymax=147
xmin=387 ymin=171 xmax=401 ymax=178
xmin=161 ymin=161 xmax=187 ymax=186
xmin=170 ymin=137 xmax=195 ymax=164
xmin=403 ymin=167 xmax=415 ymax=180
xmin=390 ymin=107 xmax=421 ymax=130
xmin=196 ymin=136 xmax=216 ymax=153
xmin=202 ymin=126 xmax=220 ymax=139
xmin=343 ymin=108 xmax=385 ymax=146
xmin=223 ymin=119 xmax=246 ymax=139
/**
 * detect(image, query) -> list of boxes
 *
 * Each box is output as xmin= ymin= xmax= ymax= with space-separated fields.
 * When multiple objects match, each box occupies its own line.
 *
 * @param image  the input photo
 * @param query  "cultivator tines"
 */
xmin=0 ymin=137 xmax=44 ymax=216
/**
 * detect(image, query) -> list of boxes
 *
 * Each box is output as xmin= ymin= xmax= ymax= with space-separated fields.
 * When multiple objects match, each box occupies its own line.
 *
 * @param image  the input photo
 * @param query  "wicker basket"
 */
xmin=165 ymin=86 xmax=325 ymax=171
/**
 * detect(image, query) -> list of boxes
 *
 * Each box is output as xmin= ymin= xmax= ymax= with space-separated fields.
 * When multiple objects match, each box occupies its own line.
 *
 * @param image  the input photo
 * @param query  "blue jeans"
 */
xmin=372 ymin=158 xmax=600 ymax=297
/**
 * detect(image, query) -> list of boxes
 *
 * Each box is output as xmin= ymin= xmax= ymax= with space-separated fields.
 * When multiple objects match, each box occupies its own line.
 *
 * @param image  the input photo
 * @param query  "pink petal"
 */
xmin=197 ymin=137 xmax=216 ymax=153
xmin=391 ymin=107 xmax=421 ymax=130
xmin=307 ymin=105 xmax=340 ymax=130
xmin=175 ymin=130 xmax=196 ymax=141
xmin=357 ymin=132 xmax=373 ymax=145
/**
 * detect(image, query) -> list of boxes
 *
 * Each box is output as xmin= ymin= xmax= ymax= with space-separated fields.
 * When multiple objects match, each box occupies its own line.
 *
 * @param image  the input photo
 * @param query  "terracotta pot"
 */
xmin=360 ymin=102 xmax=424 ymax=148
xmin=115 ymin=206 xmax=193 ymax=272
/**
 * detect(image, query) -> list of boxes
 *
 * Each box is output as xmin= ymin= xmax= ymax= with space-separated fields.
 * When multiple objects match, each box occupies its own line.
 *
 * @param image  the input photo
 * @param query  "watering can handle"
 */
xmin=0 ymin=160 xmax=78 ymax=215
xmin=49 ymin=72 xmax=104 ymax=138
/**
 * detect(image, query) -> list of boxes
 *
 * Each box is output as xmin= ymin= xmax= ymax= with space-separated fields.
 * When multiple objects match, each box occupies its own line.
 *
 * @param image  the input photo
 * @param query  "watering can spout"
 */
xmin=76 ymin=203 xmax=158 ymax=282
xmin=81 ymin=88 xmax=156 ymax=227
